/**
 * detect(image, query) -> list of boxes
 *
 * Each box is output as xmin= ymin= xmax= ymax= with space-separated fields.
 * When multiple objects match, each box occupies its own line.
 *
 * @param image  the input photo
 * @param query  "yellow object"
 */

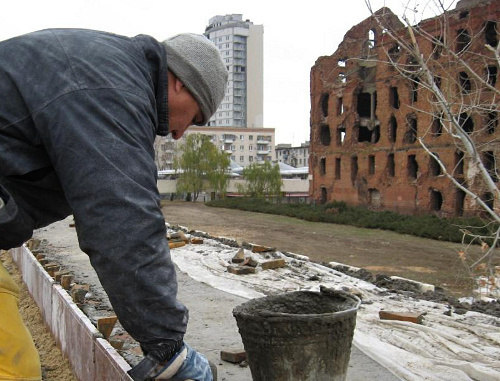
xmin=0 ymin=262 xmax=41 ymax=381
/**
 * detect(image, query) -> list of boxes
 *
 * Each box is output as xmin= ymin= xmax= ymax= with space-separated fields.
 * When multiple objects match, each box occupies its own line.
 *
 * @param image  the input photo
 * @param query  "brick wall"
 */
xmin=309 ymin=1 xmax=499 ymax=217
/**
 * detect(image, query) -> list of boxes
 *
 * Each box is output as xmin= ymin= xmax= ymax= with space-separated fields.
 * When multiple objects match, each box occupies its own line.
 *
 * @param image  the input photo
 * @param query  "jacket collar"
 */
xmin=133 ymin=35 xmax=169 ymax=136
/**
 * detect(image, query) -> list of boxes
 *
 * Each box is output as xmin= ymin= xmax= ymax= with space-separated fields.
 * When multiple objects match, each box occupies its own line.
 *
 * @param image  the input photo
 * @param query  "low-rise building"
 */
xmin=275 ymin=142 xmax=310 ymax=168
xmin=155 ymin=126 xmax=275 ymax=170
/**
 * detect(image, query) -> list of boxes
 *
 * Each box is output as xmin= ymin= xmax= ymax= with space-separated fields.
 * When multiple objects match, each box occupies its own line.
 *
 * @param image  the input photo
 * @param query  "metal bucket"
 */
xmin=233 ymin=287 xmax=361 ymax=381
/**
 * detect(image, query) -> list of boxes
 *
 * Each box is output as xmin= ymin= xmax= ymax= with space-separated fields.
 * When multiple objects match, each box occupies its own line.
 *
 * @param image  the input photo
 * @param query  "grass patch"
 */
xmin=206 ymin=198 xmax=493 ymax=243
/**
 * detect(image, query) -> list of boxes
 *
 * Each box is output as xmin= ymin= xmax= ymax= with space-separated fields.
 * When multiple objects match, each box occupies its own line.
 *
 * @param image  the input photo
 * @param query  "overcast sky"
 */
xmin=0 ymin=0 xmax=450 ymax=145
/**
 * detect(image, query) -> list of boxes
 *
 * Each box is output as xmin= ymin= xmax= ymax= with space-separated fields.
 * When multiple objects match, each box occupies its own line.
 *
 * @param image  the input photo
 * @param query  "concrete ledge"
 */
xmin=10 ymin=246 xmax=132 ymax=381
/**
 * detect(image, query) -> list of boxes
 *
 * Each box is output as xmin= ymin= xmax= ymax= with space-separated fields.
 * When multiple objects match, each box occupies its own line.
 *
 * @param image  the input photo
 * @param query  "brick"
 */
xmin=55 ymin=270 xmax=71 ymax=282
xmin=168 ymin=231 xmax=189 ymax=243
xmin=109 ymin=338 xmax=124 ymax=350
xmin=250 ymin=243 xmax=275 ymax=253
xmin=61 ymin=274 xmax=74 ymax=290
xmin=44 ymin=264 xmax=60 ymax=278
xmin=227 ymin=265 xmax=256 ymax=275
xmin=261 ymin=258 xmax=286 ymax=270
xmin=71 ymin=284 xmax=90 ymax=304
xmin=190 ymin=237 xmax=204 ymax=244
xmin=220 ymin=350 xmax=247 ymax=363
xmin=39 ymin=258 xmax=50 ymax=266
xmin=169 ymin=241 xmax=186 ymax=249
xmin=379 ymin=310 xmax=424 ymax=324
xmin=232 ymin=248 xmax=245 ymax=263
xmin=242 ymin=256 xmax=259 ymax=267
xmin=97 ymin=316 xmax=118 ymax=339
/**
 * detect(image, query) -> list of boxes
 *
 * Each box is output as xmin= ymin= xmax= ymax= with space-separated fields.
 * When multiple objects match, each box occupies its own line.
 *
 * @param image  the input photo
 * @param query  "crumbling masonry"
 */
xmin=309 ymin=0 xmax=499 ymax=216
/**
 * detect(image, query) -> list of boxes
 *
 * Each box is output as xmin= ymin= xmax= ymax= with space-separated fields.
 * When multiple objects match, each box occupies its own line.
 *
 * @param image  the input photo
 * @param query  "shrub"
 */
xmin=206 ymin=198 xmax=495 ymax=243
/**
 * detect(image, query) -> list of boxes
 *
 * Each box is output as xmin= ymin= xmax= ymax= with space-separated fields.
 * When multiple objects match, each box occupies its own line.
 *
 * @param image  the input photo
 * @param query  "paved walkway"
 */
xmin=177 ymin=268 xmax=400 ymax=381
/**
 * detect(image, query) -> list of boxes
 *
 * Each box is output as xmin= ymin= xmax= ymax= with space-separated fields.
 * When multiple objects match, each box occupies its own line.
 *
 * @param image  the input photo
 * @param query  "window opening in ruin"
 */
xmin=408 ymin=154 xmax=418 ymax=179
xmin=459 ymin=113 xmax=474 ymax=134
xmin=357 ymin=125 xmax=380 ymax=143
xmin=485 ymin=21 xmax=498 ymax=47
xmin=338 ymin=72 xmax=347 ymax=84
xmin=389 ymin=87 xmax=400 ymax=109
xmin=320 ymin=157 xmax=326 ymax=176
xmin=434 ymin=75 xmax=442 ymax=90
xmin=486 ymin=111 xmax=498 ymax=134
xmin=387 ymin=153 xmax=395 ymax=177
xmin=338 ymin=59 xmax=347 ymax=67
xmin=320 ymin=124 xmax=331 ymax=145
xmin=351 ymin=156 xmax=358 ymax=184
xmin=357 ymin=92 xmax=371 ymax=117
xmin=321 ymin=187 xmax=327 ymax=204
xmin=429 ymin=153 xmax=442 ymax=176
xmin=368 ymin=29 xmax=376 ymax=48
xmin=456 ymin=29 xmax=471 ymax=53
xmin=430 ymin=189 xmax=443 ymax=211
xmin=455 ymin=189 xmax=466 ymax=217
xmin=455 ymin=150 xmax=464 ymax=176
xmin=483 ymin=151 xmax=498 ymax=182
xmin=388 ymin=115 xmax=398 ymax=143
xmin=337 ymin=125 xmax=346 ymax=146
xmin=320 ymin=93 xmax=329 ymax=118
xmin=410 ymin=76 xmax=420 ymax=103
xmin=406 ymin=53 xmax=420 ymax=72
xmin=369 ymin=188 xmax=381 ymax=208
xmin=459 ymin=10 xmax=469 ymax=19
xmin=458 ymin=71 xmax=471 ymax=93
xmin=486 ymin=65 xmax=498 ymax=87
xmin=335 ymin=158 xmax=341 ymax=179
xmin=432 ymin=113 xmax=444 ymax=136
xmin=404 ymin=115 xmax=418 ymax=144
xmin=357 ymin=92 xmax=377 ymax=118
xmin=359 ymin=66 xmax=376 ymax=81
xmin=388 ymin=43 xmax=401 ymax=61
xmin=482 ymin=192 xmax=494 ymax=210
xmin=432 ymin=36 xmax=444 ymax=59
xmin=368 ymin=155 xmax=375 ymax=175
xmin=337 ymin=97 xmax=344 ymax=115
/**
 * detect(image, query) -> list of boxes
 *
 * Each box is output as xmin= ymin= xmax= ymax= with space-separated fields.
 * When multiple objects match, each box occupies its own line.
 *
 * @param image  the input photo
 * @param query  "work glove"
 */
xmin=128 ymin=340 xmax=214 ymax=381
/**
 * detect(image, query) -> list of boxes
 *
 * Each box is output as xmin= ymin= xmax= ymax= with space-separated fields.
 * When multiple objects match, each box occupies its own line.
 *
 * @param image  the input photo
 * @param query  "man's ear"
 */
xmin=173 ymin=76 xmax=185 ymax=94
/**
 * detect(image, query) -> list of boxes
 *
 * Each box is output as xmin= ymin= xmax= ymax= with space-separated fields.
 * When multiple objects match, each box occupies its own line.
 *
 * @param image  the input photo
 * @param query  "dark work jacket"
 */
xmin=0 ymin=29 xmax=188 ymax=345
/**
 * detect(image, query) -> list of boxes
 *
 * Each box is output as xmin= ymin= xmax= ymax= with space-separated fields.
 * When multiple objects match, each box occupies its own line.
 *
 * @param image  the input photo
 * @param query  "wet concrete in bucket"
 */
xmin=233 ymin=291 xmax=360 ymax=381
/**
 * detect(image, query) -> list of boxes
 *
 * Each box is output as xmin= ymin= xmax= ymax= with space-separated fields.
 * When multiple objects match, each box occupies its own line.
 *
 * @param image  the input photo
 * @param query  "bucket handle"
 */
xmin=320 ymin=285 xmax=362 ymax=311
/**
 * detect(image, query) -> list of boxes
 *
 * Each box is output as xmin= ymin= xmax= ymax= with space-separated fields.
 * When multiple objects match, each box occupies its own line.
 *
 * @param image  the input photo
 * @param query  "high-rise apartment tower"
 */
xmin=204 ymin=14 xmax=264 ymax=128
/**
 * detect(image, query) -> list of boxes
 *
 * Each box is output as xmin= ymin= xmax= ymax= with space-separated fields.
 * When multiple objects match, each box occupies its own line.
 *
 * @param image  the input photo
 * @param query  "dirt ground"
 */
xmin=161 ymin=201 xmax=484 ymax=297
xmin=0 ymin=251 xmax=77 ymax=381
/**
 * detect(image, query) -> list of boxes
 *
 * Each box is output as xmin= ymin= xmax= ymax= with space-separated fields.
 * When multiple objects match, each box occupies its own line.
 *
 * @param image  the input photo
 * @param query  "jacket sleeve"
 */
xmin=33 ymin=88 xmax=188 ymax=346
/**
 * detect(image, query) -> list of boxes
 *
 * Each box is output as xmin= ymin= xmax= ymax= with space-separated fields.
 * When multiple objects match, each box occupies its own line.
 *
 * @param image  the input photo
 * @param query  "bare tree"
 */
xmin=365 ymin=0 xmax=499 ymax=298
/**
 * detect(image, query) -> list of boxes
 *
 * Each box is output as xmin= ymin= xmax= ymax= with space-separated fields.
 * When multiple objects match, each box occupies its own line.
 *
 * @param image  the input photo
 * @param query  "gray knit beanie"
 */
xmin=162 ymin=33 xmax=228 ymax=125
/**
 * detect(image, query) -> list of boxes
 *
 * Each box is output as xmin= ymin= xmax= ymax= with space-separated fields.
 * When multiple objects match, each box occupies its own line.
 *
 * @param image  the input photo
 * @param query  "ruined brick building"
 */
xmin=309 ymin=0 xmax=499 ymax=216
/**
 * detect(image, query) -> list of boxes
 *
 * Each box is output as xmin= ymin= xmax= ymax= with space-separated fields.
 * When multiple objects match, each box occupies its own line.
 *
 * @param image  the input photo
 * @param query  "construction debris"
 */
xmin=232 ymin=248 xmax=245 ymax=263
xmin=220 ymin=349 xmax=247 ymax=364
xmin=227 ymin=265 xmax=256 ymax=275
xmin=168 ymin=241 xmax=186 ymax=249
xmin=379 ymin=310 xmax=424 ymax=324
xmin=261 ymin=258 xmax=286 ymax=270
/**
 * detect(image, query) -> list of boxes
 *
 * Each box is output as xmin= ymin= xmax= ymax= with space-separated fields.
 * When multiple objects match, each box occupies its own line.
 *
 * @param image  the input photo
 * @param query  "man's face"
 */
xmin=167 ymin=72 xmax=203 ymax=140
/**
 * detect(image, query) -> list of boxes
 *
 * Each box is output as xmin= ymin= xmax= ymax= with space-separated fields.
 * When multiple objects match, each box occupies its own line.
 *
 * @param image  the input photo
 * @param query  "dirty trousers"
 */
xmin=0 ymin=260 xmax=41 ymax=381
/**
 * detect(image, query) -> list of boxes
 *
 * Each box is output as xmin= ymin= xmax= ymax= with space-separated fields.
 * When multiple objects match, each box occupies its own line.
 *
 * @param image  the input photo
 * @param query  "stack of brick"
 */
xmin=226 ymin=246 xmax=287 ymax=275
xmin=167 ymin=231 xmax=204 ymax=249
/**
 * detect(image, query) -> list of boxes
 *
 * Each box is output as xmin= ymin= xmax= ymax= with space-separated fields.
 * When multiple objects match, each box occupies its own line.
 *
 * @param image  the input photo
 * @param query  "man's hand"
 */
xmin=128 ymin=341 xmax=215 ymax=381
